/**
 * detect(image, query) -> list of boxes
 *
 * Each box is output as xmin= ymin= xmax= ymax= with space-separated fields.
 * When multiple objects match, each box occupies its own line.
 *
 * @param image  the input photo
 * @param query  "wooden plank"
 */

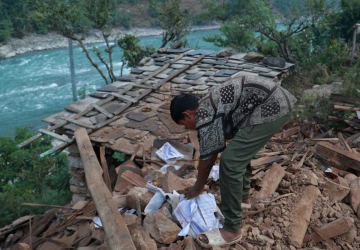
xmin=95 ymin=103 xmax=132 ymax=128
xmin=65 ymin=118 xmax=95 ymax=129
xmin=75 ymin=128 xmax=136 ymax=250
xmin=253 ymin=164 xmax=285 ymax=200
xmin=334 ymin=105 xmax=360 ymax=112
xmin=92 ymin=103 xmax=114 ymax=118
xmin=310 ymin=138 xmax=339 ymax=142
xmin=74 ymin=85 xmax=132 ymax=119
xmin=316 ymin=142 xmax=360 ymax=171
xmin=38 ymin=129 xmax=71 ymax=142
xmin=136 ymin=63 xmax=171 ymax=85
xmin=304 ymin=217 xmax=352 ymax=244
xmin=331 ymin=93 xmax=360 ymax=105
xmin=251 ymin=156 xmax=283 ymax=169
xmin=18 ymin=133 xmax=43 ymax=149
xmin=159 ymin=55 xmax=205 ymax=85
xmin=22 ymin=202 xmax=78 ymax=210
xmin=121 ymin=170 xmax=147 ymax=188
xmin=110 ymin=93 xmax=137 ymax=103
xmin=100 ymin=146 xmax=112 ymax=192
xmin=337 ymin=132 xmax=352 ymax=151
xmin=135 ymin=53 xmax=185 ymax=86
xmin=17 ymin=121 xmax=68 ymax=149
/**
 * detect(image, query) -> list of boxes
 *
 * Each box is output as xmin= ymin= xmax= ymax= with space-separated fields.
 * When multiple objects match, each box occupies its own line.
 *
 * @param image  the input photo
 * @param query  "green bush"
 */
xmin=343 ymin=60 xmax=360 ymax=97
xmin=0 ymin=128 xmax=71 ymax=227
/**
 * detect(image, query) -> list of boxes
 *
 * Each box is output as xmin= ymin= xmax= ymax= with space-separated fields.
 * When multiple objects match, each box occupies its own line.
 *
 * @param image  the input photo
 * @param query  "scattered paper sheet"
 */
xmin=209 ymin=165 xmax=220 ymax=181
xmin=155 ymin=142 xmax=184 ymax=164
xmin=173 ymin=193 xmax=223 ymax=237
xmin=93 ymin=208 xmax=124 ymax=228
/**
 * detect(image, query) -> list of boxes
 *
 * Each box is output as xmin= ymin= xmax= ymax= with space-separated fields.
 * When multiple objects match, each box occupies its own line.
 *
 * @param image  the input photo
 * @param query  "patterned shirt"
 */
xmin=196 ymin=76 xmax=297 ymax=160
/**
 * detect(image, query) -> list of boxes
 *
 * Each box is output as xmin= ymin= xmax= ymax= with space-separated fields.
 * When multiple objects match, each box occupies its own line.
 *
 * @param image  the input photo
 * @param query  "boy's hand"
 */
xmin=184 ymin=184 xmax=204 ymax=199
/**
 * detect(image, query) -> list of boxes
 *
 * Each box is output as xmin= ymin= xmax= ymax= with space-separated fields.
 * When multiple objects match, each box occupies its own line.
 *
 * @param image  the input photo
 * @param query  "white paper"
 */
xmin=173 ymin=193 xmax=223 ymax=238
xmin=155 ymin=142 xmax=184 ymax=164
xmin=160 ymin=164 xmax=182 ymax=173
xmin=93 ymin=216 xmax=102 ymax=228
xmin=144 ymin=183 xmax=180 ymax=214
xmin=209 ymin=165 xmax=220 ymax=181
xmin=93 ymin=208 xmax=123 ymax=228
xmin=145 ymin=191 xmax=166 ymax=214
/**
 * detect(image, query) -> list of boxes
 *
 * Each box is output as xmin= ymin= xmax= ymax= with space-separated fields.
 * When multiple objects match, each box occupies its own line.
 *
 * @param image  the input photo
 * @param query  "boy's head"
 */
xmin=170 ymin=93 xmax=199 ymax=130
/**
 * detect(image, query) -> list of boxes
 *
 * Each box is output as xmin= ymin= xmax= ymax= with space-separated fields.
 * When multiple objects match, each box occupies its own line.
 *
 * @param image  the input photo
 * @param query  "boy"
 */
xmin=170 ymin=75 xmax=296 ymax=248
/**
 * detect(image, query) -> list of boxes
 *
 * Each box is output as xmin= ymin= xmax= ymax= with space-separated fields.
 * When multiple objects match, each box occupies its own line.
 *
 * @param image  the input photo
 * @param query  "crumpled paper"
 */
xmin=173 ymin=193 xmax=224 ymax=237
xmin=155 ymin=142 xmax=184 ymax=164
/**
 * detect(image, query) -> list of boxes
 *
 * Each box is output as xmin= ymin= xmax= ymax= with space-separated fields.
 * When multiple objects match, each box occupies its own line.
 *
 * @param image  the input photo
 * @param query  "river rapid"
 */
xmin=0 ymin=29 xmax=223 ymax=137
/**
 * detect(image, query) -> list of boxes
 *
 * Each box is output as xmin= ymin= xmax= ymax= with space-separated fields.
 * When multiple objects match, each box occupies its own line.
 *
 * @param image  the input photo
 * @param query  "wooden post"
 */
xmin=316 ymin=142 xmax=360 ymax=171
xmin=288 ymin=185 xmax=320 ymax=247
xmin=75 ymin=128 xmax=136 ymax=250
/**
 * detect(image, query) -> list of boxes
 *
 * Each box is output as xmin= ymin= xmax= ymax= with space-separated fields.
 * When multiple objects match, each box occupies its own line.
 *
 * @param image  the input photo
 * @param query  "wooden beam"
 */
xmin=338 ymin=132 xmax=352 ymax=151
xmin=304 ymin=217 xmax=352 ymax=244
xmin=288 ymin=185 xmax=320 ymax=247
xmin=38 ymin=129 xmax=71 ymax=142
xmin=75 ymin=128 xmax=136 ymax=250
xmin=17 ymin=121 xmax=68 ymax=149
xmin=92 ymin=103 xmax=114 ymax=118
xmin=158 ymin=55 xmax=205 ymax=86
xmin=100 ymin=146 xmax=112 ymax=192
xmin=334 ymin=105 xmax=360 ymax=112
xmin=65 ymin=118 xmax=95 ymax=129
xmin=121 ymin=170 xmax=147 ymax=188
xmin=110 ymin=93 xmax=137 ymax=103
xmin=316 ymin=142 xmax=360 ymax=171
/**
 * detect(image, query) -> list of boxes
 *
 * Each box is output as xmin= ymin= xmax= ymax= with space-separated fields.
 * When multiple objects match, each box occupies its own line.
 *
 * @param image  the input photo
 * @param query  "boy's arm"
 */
xmin=184 ymin=154 xmax=218 ymax=199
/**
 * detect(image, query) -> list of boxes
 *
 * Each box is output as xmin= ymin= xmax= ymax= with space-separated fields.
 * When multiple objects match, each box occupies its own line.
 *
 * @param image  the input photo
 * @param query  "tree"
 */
xmin=328 ymin=0 xmax=360 ymax=41
xmin=118 ymin=34 xmax=155 ymax=76
xmin=36 ymin=0 xmax=119 ymax=85
xmin=155 ymin=0 xmax=192 ymax=48
xmin=204 ymin=0 xmax=332 ymax=64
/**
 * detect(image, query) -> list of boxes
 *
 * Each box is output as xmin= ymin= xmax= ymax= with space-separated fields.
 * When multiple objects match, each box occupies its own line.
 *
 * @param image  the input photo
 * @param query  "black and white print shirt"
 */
xmin=196 ymin=76 xmax=297 ymax=160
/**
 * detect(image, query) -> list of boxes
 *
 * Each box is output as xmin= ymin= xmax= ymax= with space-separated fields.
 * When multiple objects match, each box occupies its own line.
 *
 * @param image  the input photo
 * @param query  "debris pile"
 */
xmin=2 ymin=116 xmax=360 ymax=250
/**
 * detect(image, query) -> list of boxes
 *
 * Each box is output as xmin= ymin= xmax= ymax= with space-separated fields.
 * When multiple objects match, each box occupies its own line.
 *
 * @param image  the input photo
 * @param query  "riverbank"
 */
xmin=0 ymin=24 xmax=220 ymax=59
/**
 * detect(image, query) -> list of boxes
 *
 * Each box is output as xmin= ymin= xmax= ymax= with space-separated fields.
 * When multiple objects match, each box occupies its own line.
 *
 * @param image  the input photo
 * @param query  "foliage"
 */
xmin=112 ymin=152 xmax=126 ymax=163
xmin=343 ymin=60 xmax=360 ymax=97
xmin=0 ymin=15 xmax=13 ymax=43
xmin=155 ymin=0 xmax=192 ymax=48
xmin=203 ymin=0 xmax=333 ymax=64
xmin=118 ymin=34 xmax=155 ymax=75
xmin=78 ymin=84 xmax=89 ymax=100
xmin=0 ymin=128 xmax=71 ymax=227
xmin=328 ymin=0 xmax=360 ymax=41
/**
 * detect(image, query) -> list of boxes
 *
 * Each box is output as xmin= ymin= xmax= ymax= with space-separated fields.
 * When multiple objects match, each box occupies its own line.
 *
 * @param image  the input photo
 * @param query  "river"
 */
xmin=0 ymin=29 xmax=223 ymax=137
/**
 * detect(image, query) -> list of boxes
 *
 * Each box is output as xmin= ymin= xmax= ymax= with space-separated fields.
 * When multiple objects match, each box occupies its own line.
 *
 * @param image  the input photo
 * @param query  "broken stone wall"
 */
xmin=68 ymin=144 xmax=91 ymax=203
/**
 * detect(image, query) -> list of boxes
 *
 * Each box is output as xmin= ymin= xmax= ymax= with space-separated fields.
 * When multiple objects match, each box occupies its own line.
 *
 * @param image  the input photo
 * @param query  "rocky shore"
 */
xmin=0 ymin=24 xmax=220 ymax=59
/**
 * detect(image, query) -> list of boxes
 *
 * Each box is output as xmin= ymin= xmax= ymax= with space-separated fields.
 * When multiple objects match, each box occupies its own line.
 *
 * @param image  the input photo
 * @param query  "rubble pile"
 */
xmin=2 ymin=117 xmax=360 ymax=250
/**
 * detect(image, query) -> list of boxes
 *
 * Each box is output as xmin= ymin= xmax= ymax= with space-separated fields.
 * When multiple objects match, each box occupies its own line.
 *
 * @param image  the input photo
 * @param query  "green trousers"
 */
xmin=219 ymin=113 xmax=291 ymax=232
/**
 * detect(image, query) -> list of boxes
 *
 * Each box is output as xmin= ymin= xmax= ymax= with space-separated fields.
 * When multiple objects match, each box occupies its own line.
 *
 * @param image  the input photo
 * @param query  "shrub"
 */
xmin=0 ymin=128 xmax=71 ymax=227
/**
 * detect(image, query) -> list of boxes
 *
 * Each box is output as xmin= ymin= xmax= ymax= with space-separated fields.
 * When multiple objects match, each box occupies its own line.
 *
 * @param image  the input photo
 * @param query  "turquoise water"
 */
xmin=0 ymin=29 xmax=223 ymax=137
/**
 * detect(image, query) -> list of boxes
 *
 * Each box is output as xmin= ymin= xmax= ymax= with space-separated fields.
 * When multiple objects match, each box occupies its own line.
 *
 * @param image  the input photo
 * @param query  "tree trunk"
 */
xmin=76 ymin=39 xmax=109 ymax=85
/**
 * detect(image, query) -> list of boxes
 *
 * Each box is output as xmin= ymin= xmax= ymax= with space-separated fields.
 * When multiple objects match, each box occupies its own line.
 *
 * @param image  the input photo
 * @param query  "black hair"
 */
xmin=170 ymin=93 xmax=199 ymax=123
